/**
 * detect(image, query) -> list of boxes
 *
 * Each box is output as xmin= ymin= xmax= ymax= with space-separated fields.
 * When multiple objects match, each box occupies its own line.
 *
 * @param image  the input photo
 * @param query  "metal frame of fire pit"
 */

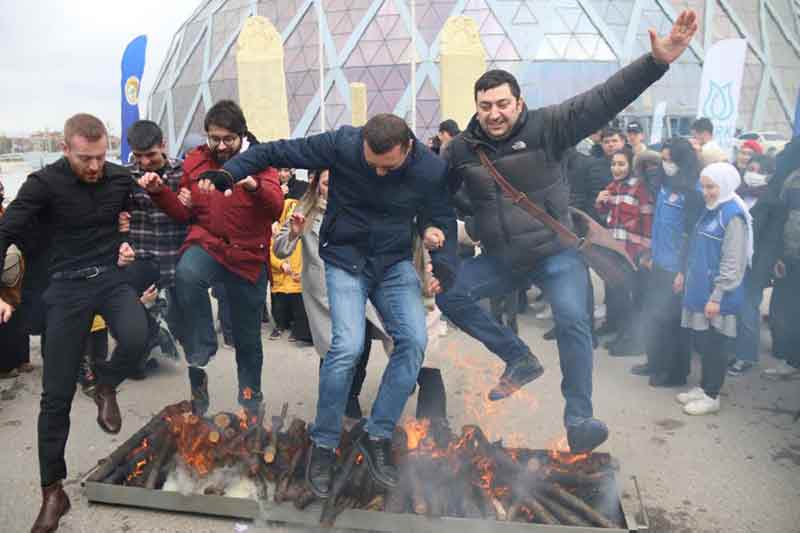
xmin=83 ymin=472 xmax=648 ymax=532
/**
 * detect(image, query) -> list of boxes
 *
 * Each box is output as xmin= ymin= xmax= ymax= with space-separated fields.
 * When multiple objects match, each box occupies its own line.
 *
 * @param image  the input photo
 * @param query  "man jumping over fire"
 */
xmin=436 ymin=10 xmax=699 ymax=454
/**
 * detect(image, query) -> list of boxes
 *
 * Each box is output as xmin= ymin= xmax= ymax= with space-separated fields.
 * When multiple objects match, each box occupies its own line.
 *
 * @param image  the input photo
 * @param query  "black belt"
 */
xmin=51 ymin=265 xmax=115 ymax=281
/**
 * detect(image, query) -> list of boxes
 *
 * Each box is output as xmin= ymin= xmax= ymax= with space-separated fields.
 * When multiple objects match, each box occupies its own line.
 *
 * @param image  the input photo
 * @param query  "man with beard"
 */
xmin=436 ymin=10 xmax=698 ymax=454
xmin=137 ymin=100 xmax=283 ymax=416
xmin=0 ymin=113 xmax=149 ymax=533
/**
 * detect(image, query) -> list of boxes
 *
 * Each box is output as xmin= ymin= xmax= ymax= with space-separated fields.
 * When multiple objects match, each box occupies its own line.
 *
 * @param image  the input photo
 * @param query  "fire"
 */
xmin=547 ymin=436 xmax=590 ymax=466
xmin=401 ymin=418 xmax=430 ymax=450
xmin=355 ymin=453 xmax=364 ymax=465
xmin=237 ymin=409 xmax=249 ymax=430
xmin=127 ymin=437 xmax=150 ymax=460
xmin=473 ymin=456 xmax=495 ymax=491
xmin=242 ymin=387 xmax=253 ymax=401
xmin=126 ymin=459 xmax=148 ymax=482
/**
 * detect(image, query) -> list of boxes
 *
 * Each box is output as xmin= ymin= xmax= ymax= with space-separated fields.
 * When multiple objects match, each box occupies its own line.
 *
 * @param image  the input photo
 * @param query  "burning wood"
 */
xmin=91 ymin=405 xmax=624 ymax=529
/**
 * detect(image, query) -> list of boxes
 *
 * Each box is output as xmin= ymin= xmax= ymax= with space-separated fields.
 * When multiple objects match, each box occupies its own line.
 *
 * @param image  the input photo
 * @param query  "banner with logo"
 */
xmin=120 ymin=35 xmax=148 ymax=164
xmin=650 ymin=101 xmax=667 ymax=145
xmin=696 ymin=39 xmax=747 ymax=155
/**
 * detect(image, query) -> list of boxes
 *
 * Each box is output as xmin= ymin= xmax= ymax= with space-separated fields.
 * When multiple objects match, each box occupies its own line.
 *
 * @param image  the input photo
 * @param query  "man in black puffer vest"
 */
xmin=437 ymin=10 xmax=699 ymax=454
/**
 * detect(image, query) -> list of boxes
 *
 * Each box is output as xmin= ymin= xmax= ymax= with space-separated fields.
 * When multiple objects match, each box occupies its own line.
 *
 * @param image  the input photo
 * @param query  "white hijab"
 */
xmin=700 ymin=162 xmax=754 ymax=266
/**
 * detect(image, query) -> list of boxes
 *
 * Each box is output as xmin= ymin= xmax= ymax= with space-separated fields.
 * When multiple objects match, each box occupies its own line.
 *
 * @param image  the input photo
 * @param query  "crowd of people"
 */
xmin=0 ymin=8 xmax=797 ymax=533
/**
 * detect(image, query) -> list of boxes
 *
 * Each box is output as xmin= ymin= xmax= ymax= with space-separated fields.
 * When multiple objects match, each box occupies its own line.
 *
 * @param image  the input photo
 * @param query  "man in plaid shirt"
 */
xmin=124 ymin=120 xmax=189 ymax=368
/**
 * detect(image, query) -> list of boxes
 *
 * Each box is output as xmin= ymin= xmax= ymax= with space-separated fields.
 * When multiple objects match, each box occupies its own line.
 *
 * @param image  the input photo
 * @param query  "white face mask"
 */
xmin=743 ymin=171 xmax=767 ymax=188
xmin=662 ymin=161 xmax=679 ymax=176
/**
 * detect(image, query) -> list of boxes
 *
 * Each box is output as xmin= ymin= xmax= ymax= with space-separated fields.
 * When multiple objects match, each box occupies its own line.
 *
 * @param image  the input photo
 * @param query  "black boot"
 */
xmin=488 ymin=351 xmax=544 ymax=401
xmin=345 ymin=396 xmax=362 ymax=419
xmin=305 ymin=443 xmax=336 ymax=498
xmin=357 ymin=434 xmax=398 ymax=488
xmin=188 ymin=367 xmax=209 ymax=415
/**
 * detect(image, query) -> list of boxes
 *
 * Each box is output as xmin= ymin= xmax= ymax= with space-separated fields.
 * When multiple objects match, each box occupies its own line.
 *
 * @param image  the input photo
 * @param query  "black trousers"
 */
xmin=38 ymin=269 xmax=148 ymax=486
xmin=0 ymin=306 xmax=29 ymax=372
xmin=606 ymin=268 xmax=648 ymax=340
xmin=271 ymin=292 xmax=312 ymax=342
xmin=769 ymin=262 xmax=800 ymax=368
xmin=643 ymin=265 xmax=691 ymax=379
xmin=692 ymin=328 xmax=731 ymax=398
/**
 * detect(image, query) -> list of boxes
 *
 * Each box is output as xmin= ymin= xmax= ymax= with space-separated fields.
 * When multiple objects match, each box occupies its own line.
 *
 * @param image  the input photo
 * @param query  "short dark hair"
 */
xmin=474 ymin=70 xmax=521 ymax=100
xmin=439 ymin=119 xmax=460 ymax=137
xmin=127 ymin=120 xmax=164 ymax=151
xmin=611 ymin=148 xmax=634 ymax=169
xmin=204 ymin=99 xmax=248 ymax=136
xmin=691 ymin=117 xmax=714 ymax=135
xmin=600 ymin=127 xmax=624 ymax=141
xmin=64 ymin=113 xmax=107 ymax=143
xmin=363 ymin=113 xmax=412 ymax=154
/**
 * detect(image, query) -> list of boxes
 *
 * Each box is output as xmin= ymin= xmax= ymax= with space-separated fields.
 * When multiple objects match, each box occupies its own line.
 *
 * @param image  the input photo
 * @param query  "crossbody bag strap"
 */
xmin=476 ymin=148 xmax=580 ymax=247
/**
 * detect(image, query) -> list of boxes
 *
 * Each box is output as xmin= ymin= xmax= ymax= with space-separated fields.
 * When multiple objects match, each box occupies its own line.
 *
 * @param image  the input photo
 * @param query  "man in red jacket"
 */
xmin=138 ymin=100 xmax=283 ymax=415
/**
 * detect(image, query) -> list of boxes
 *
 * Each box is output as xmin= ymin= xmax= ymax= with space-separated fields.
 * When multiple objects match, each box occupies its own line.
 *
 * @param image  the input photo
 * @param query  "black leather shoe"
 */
xmin=358 ymin=435 xmax=398 ymax=489
xmin=630 ymin=363 xmax=654 ymax=376
xmin=31 ymin=481 xmax=70 ymax=533
xmin=305 ymin=443 xmax=336 ymax=498
xmin=488 ymin=352 xmax=544 ymax=401
xmin=94 ymin=384 xmax=121 ymax=434
xmin=567 ymin=418 xmax=608 ymax=454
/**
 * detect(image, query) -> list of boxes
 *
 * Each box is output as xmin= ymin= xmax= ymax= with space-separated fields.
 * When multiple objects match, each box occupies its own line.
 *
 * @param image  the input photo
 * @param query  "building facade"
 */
xmin=148 ymin=0 xmax=800 ymax=154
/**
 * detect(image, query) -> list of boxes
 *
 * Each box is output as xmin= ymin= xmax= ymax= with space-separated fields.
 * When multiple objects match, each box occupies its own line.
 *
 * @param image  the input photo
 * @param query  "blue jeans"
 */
xmin=311 ymin=260 xmax=426 ymax=449
xmin=437 ymin=249 xmax=594 ymax=427
xmin=175 ymin=246 xmax=267 ymax=407
xmin=734 ymin=275 xmax=762 ymax=363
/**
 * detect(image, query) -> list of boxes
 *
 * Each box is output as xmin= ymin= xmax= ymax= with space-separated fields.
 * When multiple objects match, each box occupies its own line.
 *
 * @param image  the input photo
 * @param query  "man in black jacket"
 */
xmin=437 ymin=10 xmax=698 ymax=454
xmin=0 ymin=113 xmax=149 ymax=533
xmin=220 ymin=113 xmax=455 ymax=497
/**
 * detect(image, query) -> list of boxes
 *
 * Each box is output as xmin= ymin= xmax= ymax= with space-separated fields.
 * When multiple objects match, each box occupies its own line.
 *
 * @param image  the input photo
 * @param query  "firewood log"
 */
xmin=535 ymin=492 xmax=591 ymax=526
xmin=90 ymin=413 xmax=168 ymax=482
xmin=542 ymin=483 xmax=618 ymax=528
xmin=517 ymin=496 xmax=559 ymax=525
xmin=144 ymin=436 xmax=176 ymax=490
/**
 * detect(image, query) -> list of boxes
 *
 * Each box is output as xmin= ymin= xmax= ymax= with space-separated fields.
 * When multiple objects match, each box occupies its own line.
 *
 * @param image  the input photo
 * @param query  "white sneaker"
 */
xmin=762 ymin=360 xmax=800 ymax=380
xmin=676 ymin=387 xmax=705 ymax=405
xmin=683 ymin=393 xmax=720 ymax=415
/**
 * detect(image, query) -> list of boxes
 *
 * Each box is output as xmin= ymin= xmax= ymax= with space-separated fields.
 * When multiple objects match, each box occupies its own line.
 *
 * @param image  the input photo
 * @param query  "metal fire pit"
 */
xmin=84 ymin=461 xmax=648 ymax=532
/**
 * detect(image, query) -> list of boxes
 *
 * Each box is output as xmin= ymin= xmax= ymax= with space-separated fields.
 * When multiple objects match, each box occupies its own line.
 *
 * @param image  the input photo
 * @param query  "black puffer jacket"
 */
xmin=445 ymin=53 xmax=668 ymax=271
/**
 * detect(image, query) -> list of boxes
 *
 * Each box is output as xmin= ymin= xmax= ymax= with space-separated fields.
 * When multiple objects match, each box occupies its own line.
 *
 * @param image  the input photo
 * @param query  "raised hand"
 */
xmin=137 ymin=172 xmax=163 ymax=193
xmin=236 ymin=176 xmax=258 ymax=192
xmin=650 ymin=9 xmax=698 ymax=64
xmin=289 ymin=212 xmax=306 ymax=238
xmin=178 ymin=187 xmax=192 ymax=208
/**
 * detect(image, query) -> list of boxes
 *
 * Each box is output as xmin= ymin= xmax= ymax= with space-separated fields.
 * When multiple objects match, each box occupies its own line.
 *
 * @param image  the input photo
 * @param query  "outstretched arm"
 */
xmin=545 ymin=10 xmax=698 ymax=154
xmin=223 ymin=131 xmax=340 ymax=181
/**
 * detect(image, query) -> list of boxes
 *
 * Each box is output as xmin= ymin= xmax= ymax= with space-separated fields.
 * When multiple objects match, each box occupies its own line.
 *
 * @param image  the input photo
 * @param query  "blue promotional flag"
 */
xmin=794 ymin=87 xmax=800 ymax=138
xmin=120 ymin=35 xmax=148 ymax=164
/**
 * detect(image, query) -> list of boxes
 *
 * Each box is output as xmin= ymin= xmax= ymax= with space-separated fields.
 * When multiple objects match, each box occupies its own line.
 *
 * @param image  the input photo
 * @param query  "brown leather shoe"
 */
xmin=31 ymin=481 xmax=70 ymax=533
xmin=94 ymin=384 xmax=121 ymax=434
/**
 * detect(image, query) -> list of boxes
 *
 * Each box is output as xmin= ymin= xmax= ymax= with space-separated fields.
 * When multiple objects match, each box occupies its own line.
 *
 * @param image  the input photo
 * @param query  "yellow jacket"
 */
xmin=270 ymin=199 xmax=303 ymax=294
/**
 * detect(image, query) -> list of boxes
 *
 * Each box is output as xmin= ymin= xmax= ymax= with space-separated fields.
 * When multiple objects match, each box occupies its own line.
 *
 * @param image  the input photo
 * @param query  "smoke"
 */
xmin=162 ymin=461 xmax=259 ymax=500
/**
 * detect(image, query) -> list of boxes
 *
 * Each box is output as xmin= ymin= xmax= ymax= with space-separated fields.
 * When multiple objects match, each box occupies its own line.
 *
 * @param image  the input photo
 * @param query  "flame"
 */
xmin=237 ymin=409 xmax=249 ymax=430
xmin=401 ymin=418 xmax=430 ymax=450
xmin=355 ymin=453 xmax=364 ymax=465
xmin=547 ymin=436 xmax=589 ymax=466
xmin=242 ymin=387 xmax=253 ymax=401
xmin=127 ymin=437 xmax=150 ymax=460
xmin=126 ymin=458 xmax=149 ymax=482
xmin=473 ymin=456 xmax=495 ymax=491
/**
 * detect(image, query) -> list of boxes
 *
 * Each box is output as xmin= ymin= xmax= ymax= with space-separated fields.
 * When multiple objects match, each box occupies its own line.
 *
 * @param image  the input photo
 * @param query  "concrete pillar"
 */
xmin=440 ymin=16 xmax=486 ymax=131
xmin=236 ymin=16 xmax=290 ymax=142
xmin=350 ymin=82 xmax=368 ymax=127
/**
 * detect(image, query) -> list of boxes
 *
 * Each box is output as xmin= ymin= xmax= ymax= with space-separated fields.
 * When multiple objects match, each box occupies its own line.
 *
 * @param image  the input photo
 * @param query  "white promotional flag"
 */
xmin=697 ymin=39 xmax=747 ymax=155
xmin=650 ymin=101 xmax=667 ymax=145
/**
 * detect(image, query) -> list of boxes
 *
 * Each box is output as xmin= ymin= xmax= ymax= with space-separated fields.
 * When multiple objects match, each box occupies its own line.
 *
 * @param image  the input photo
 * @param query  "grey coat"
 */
xmin=272 ymin=208 xmax=391 ymax=358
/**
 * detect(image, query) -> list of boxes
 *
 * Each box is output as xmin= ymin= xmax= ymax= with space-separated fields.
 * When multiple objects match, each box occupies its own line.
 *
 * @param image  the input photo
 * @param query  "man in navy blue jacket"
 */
xmin=221 ymin=114 xmax=455 ymax=496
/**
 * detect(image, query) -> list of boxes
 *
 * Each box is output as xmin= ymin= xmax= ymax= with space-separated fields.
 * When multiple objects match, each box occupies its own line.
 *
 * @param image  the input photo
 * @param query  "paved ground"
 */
xmin=1 ymin=303 xmax=799 ymax=533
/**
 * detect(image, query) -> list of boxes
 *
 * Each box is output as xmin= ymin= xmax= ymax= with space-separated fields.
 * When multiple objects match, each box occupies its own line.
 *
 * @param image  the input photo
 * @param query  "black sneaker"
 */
xmin=566 ymin=418 xmax=608 ymax=454
xmin=488 ymin=352 xmax=544 ymax=401
xmin=305 ymin=443 xmax=336 ymax=498
xmin=261 ymin=303 xmax=271 ymax=324
xmin=269 ymin=328 xmax=283 ymax=340
xmin=189 ymin=367 xmax=209 ymax=415
xmin=357 ymin=435 xmax=398 ymax=489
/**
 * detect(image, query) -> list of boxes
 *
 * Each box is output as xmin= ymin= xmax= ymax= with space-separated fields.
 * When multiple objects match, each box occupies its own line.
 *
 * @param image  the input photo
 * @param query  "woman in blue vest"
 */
xmin=676 ymin=162 xmax=753 ymax=415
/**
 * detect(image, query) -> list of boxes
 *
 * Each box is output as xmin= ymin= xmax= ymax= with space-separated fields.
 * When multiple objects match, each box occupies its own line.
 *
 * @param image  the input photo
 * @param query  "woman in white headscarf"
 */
xmin=675 ymin=162 xmax=752 ymax=416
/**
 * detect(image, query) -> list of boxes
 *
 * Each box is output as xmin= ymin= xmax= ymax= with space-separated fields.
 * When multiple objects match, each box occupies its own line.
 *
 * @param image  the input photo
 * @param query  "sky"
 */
xmin=0 ymin=0 xmax=203 ymax=137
